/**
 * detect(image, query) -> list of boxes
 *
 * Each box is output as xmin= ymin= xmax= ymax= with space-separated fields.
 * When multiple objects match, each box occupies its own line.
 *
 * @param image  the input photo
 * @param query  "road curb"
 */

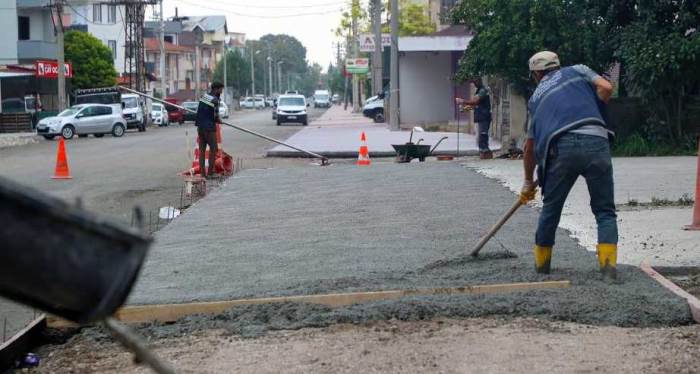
xmin=266 ymin=149 xmax=484 ymax=158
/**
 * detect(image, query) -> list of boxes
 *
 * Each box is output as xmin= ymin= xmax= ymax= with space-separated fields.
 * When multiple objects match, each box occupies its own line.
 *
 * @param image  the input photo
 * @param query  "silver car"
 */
xmin=36 ymin=104 xmax=127 ymax=140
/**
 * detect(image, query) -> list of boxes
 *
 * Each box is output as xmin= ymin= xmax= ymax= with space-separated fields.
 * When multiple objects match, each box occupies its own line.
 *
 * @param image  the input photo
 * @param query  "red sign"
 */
xmin=35 ymin=60 xmax=73 ymax=78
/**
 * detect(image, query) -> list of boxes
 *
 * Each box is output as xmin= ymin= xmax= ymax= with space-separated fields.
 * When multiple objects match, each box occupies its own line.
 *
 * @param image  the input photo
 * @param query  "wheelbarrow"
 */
xmin=392 ymin=135 xmax=449 ymax=163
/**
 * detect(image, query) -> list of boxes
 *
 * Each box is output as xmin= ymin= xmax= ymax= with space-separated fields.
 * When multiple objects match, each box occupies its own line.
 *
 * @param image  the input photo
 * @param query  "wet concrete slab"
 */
xmin=129 ymin=162 xmax=692 ymax=327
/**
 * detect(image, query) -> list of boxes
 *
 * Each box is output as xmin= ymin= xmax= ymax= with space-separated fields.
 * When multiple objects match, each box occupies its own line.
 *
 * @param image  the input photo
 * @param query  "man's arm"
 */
xmin=572 ymin=64 xmax=613 ymax=103
xmin=455 ymin=95 xmax=481 ymax=106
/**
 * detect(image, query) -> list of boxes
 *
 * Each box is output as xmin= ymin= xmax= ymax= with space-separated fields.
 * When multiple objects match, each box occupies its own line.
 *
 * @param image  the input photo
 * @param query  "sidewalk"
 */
xmin=0 ymin=132 xmax=38 ymax=149
xmin=266 ymin=106 xmax=501 ymax=158
xmin=464 ymin=157 xmax=699 ymax=267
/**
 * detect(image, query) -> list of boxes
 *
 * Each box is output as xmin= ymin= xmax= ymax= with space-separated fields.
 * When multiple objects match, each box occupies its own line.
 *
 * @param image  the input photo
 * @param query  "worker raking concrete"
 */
xmin=195 ymin=82 xmax=224 ymax=179
xmin=520 ymin=51 xmax=618 ymax=279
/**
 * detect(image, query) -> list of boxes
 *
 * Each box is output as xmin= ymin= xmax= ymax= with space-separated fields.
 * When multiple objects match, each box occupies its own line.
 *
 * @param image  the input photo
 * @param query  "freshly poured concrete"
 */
xmin=129 ymin=162 xmax=692 ymax=327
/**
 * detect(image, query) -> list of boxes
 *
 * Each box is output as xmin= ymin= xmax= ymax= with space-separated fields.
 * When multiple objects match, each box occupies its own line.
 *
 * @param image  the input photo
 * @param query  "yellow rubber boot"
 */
xmin=533 ymin=245 xmax=552 ymax=274
xmin=597 ymin=243 xmax=617 ymax=279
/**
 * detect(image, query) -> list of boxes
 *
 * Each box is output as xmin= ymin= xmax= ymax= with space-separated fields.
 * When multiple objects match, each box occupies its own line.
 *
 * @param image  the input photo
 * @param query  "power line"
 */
xmin=171 ymin=0 xmax=344 ymax=18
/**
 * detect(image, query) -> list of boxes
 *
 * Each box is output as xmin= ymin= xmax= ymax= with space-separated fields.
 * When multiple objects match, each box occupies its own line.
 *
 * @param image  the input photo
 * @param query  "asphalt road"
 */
xmin=0 ymin=106 xmax=326 ymax=341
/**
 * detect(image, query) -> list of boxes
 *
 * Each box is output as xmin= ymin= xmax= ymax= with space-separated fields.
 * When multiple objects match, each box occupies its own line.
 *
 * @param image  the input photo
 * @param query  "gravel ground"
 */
xmin=33 ymin=317 xmax=700 ymax=373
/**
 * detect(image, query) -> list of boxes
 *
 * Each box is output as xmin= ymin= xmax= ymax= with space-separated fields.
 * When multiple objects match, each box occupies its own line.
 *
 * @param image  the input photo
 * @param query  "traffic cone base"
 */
xmin=52 ymin=137 xmax=72 ymax=179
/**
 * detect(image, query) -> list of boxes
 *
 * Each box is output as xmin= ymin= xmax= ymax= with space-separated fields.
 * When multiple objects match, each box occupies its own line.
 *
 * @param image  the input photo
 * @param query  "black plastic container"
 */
xmin=0 ymin=176 xmax=151 ymax=323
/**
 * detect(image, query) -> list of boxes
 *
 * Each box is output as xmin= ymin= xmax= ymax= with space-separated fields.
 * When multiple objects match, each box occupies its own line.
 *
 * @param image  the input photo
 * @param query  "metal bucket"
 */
xmin=0 ymin=176 xmax=152 ymax=323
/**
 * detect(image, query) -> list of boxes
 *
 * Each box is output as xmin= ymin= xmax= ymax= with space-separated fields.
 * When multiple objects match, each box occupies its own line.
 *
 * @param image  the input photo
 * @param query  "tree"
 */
xmin=64 ymin=30 xmax=117 ymax=89
xmin=619 ymin=1 xmax=700 ymax=140
xmin=212 ymin=48 xmax=251 ymax=96
xmin=382 ymin=0 xmax=436 ymax=36
xmin=450 ymin=0 xmax=624 ymax=94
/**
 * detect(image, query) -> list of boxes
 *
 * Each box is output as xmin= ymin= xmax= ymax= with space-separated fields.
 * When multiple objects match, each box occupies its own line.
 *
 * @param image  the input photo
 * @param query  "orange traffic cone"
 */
xmin=52 ymin=137 xmax=72 ymax=179
xmin=357 ymin=131 xmax=371 ymax=166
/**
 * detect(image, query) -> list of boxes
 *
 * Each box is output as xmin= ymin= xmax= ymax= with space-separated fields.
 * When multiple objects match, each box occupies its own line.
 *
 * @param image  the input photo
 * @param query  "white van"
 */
xmin=120 ymin=94 xmax=146 ymax=132
xmin=313 ymin=90 xmax=331 ymax=108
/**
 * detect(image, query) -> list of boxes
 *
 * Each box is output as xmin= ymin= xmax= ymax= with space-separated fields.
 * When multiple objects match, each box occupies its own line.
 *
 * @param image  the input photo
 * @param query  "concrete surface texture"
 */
xmin=129 ymin=162 xmax=692 ymax=327
xmin=36 ymin=318 xmax=700 ymax=373
xmin=267 ymin=105 xmax=501 ymax=158
xmin=0 ymin=108 xmax=319 ymax=342
xmin=464 ymin=157 xmax=699 ymax=267
xmin=0 ymin=133 xmax=38 ymax=149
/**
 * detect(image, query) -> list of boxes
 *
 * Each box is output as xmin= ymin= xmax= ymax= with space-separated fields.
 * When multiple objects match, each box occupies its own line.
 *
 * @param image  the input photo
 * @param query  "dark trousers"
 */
xmin=198 ymin=128 xmax=218 ymax=175
xmin=536 ymin=133 xmax=618 ymax=247
xmin=477 ymin=121 xmax=490 ymax=152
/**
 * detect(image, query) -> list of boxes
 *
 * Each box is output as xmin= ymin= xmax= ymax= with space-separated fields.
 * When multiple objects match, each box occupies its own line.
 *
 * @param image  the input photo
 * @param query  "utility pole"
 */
xmin=389 ymin=0 xmax=399 ymax=130
xmin=159 ymin=0 xmax=166 ymax=97
xmin=372 ymin=0 xmax=383 ymax=96
xmin=343 ymin=36 xmax=350 ymax=110
xmin=223 ymin=43 xmax=227 ymax=105
xmin=277 ymin=61 xmax=283 ymax=94
xmin=55 ymin=0 xmax=67 ymax=111
xmin=250 ymin=49 xmax=255 ymax=97
xmin=351 ymin=0 xmax=360 ymax=112
xmin=267 ymin=56 xmax=273 ymax=96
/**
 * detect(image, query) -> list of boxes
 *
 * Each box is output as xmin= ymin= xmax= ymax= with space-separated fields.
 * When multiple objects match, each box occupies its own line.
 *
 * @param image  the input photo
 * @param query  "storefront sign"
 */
xmin=35 ymin=60 xmax=73 ymax=78
xmin=358 ymin=34 xmax=391 ymax=52
xmin=345 ymin=58 xmax=369 ymax=74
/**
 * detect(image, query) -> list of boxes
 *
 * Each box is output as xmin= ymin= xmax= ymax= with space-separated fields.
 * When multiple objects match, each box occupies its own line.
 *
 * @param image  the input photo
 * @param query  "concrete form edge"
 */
xmin=265 ymin=150 xmax=483 ymax=158
xmin=47 ymin=280 xmax=570 ymax=328
xmin=639 ymin=261 xmax=700 ymax=323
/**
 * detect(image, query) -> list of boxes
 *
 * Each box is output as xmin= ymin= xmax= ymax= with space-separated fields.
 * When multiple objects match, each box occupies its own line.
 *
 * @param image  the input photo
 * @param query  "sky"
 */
xmin=160 ymin=0 xmax=349 ymax=70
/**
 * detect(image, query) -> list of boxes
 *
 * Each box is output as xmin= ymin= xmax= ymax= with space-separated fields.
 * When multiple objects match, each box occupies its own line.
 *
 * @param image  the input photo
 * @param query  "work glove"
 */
xmin=520 ymin=180 xmax=537 ymax=204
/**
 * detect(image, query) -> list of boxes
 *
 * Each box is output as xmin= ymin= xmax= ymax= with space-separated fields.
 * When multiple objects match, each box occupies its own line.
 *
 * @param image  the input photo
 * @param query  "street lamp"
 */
xmin=251 ymin=49 xmax=261 ymax=97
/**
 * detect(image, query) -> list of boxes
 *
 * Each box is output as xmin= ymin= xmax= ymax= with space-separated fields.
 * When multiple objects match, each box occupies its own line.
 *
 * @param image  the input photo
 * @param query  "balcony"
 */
xmin=17 ymin=0 xmax=52 ymax=8
xmin=17 ymin=40 xmax=57 ymax=61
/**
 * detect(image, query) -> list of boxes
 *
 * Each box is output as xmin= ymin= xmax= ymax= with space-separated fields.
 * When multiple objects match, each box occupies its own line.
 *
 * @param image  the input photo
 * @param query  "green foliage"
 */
xmin=612 ymin=132 xmax=698 ymax=157
xmin=619 ymin=1 xmax=700 ymax=140
xmin=450 ymin=0 xmax=625 ymax=94
xmin=212 ymin=48 xmax=250 ymax=96
xmin=64 ymin=30 xmax=117 ymax=89
xmin=381 ymin=0 xmax=436 ymax=36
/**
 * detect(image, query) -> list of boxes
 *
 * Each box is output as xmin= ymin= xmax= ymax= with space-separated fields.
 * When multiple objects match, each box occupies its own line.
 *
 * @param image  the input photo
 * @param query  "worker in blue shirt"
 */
xmin=195 ymin=82 xmax=223 ymax=178
xmin=519 ymin=51 xmax=618 ymax=279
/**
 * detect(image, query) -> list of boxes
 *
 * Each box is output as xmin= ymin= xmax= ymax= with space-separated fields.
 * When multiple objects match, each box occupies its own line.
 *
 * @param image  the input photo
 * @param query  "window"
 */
xmin=93 ymin=4 xmax=102 ymax=23
xmin=107 ymin=5 xmax=116 ymax=23
xmin=97 ymin=106 xmax=112 ymax=115
xmin=164 ymin=35 xmax=174 ymax=44
xmin=18 ymin=16 xmax=30 ymax=40
xmin=108 ymin=40 xmax=117 ymax=60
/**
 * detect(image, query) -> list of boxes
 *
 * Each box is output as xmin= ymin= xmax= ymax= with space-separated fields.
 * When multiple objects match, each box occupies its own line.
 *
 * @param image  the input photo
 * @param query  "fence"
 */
xmin=0 ymin=113 xmax=32 ymax=134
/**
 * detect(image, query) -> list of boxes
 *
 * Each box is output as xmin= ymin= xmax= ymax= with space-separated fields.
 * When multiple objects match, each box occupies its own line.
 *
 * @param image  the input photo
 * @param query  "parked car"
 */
xmin=218 ymin=102 xmax=230 ymax=119
xmin=265 ymin=97 xmax=274 ymax=107
xmin=276 ymin=94 xmax=308 ymax=126
xmin=164 ymin=98 xmax=184 ymax=124
xmin=313 ymin=90 xmax=331 ymax=108
xmin=121 ymin=94 xmax=146 ymax=132
xmin=151 ymin=103 xmax=169 ymax=127
xmin=240 ymin=97 xmax=254 ymax=109
xmin=254 ymin=97 xmax=265 ymax=109
xmin=285 ymin=90 xmax=299 ymax=95
xmin=255 ymin=95 xmax=268 ymax=107
xmin=36 ymin=104 xmax=126 ymax=140
xmin=182 ymin=101 xmax=198 ymax=122
xmin=332 ymin=94 xmax=340 ymax=104
xmin=362 ymin=95 xmax=385 ymax=123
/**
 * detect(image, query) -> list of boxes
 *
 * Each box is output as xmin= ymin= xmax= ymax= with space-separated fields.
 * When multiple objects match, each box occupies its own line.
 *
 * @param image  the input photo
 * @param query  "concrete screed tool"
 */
xmin=470 ymin=183 xmax=538 ymax=257
xmin=118 ymin=86 xmax=330 ymax=166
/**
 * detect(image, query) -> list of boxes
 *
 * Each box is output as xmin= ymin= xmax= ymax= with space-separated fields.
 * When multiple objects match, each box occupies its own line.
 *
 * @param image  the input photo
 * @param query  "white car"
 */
xmin=241 ymin=97 xmax=254 ymax=109
xmin=36 ymin=104 xmax=127 ymax=140
xmin=218 ymin=102 xmax=229 ymax=119
xmin=151 ymin=103 xmax=169 ymax=127
xmin=276 ymin=94 xmax=309 ymax=126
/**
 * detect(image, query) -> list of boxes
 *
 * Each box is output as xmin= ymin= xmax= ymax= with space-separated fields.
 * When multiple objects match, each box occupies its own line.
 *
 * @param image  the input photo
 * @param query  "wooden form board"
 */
xmin=640 ymin=262 xmax=700 ymax=323
xmin=48 ymin=280 xmax=570 ymax=328
xmin=0 ymin=315 xmax=46 ymax=369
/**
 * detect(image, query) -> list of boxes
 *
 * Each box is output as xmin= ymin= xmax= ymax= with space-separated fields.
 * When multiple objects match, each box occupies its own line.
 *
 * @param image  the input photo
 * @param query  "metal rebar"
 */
xmin=118 ymin=86 xmax=329 ymax=164
xmin=103 ymin=318 xmax=176 ymax=374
